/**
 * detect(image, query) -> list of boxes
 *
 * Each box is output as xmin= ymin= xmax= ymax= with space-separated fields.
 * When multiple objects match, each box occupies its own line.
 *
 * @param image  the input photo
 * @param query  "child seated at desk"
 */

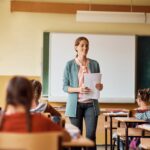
xmin=134 ymin=88 xmax=150 ymax=121
xmin=30 ymin=79 xmax=63 ymax=125
xmin=129 ymin=88 xmax=150 ymax=149
xmin=113 ymin=88 xmax=150 ymax=150
xmin=0 ymin=76 xmax=70 ymax=141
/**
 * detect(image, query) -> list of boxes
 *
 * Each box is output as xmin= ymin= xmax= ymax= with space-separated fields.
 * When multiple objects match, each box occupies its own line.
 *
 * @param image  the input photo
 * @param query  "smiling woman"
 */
xmin=62 ymin=36 xmax=102 ymax=150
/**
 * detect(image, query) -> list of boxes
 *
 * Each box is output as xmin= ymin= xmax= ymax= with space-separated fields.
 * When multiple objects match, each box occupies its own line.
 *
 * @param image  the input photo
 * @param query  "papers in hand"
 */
xmin=83 ymin=73 xmax=102 ymax=100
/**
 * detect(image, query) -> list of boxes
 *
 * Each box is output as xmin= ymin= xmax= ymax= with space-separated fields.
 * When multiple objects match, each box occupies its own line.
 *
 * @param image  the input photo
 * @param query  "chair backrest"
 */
xmin=0 ymin=132 xmax=62 ymax=150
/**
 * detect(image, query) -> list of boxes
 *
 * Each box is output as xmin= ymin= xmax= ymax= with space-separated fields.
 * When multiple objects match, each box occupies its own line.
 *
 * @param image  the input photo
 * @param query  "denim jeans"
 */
xmin=69 ymin=102 xmax=98 ymax=150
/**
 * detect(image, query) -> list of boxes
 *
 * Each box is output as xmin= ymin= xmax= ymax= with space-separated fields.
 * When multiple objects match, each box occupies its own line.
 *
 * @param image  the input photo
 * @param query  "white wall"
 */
xmin=0 ymin=0 xmax=150 ymax=76
xmin=0 ymin=0 xmax=74 ymax=76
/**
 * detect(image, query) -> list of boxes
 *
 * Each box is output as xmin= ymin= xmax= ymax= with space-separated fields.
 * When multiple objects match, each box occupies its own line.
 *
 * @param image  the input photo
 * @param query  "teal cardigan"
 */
xmin=63 ymin=58 xmax=100 ymax=117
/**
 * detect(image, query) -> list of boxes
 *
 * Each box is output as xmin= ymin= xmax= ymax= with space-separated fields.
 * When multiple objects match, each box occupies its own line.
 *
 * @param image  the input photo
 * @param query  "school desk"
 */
xmin=64 ymin=123 xmax=94 ymax=149
xmin=115 ymin=117 xmax=148 ymax=150
xmin=138 ymin=124 xmax=150 ymax=149
xmin=103 ymin=109 xmax=129 ymax=150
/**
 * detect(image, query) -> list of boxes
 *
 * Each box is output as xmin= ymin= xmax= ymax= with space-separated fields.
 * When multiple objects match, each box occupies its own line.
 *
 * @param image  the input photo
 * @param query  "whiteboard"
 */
xmin=48 ymin=32 xmax=135 ymax=103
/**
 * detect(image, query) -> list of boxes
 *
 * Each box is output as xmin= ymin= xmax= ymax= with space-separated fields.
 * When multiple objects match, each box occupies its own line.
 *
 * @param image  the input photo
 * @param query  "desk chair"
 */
xmin=0 ymin=132 xmax=62 ymax=150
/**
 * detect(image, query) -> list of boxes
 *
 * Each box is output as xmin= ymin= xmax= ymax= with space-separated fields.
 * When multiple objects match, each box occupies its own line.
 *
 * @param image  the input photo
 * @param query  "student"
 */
xmin=63 ymin=36 xmax=103 ymax=150
xmin=114 ymin=89 xmax=150 ymax=150
xmin=129 ymin=88 xmax=150 ymax=149
xmin=30 ymin=79 xmax=62 ymax=124
xmin=0 ymin=76 xmax=70 ymax=141
xmin=134 ymin=88 xmax=150 ymax=120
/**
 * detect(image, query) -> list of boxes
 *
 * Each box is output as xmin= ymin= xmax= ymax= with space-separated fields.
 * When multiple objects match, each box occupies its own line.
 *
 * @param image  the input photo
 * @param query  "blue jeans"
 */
xmin=69 ymin=102 xmax=98 ymax=150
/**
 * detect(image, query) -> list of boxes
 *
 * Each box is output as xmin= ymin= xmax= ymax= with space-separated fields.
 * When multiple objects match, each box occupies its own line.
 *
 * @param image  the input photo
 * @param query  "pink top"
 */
xmin=75 ymin=58 xmax=92 ymax=103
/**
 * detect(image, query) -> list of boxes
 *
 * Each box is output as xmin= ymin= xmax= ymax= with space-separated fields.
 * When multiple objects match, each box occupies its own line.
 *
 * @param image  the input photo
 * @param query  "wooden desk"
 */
xmin=63 ymin=136 xmax=94 ymax=148
xmin=101 ymin=108 xmax=129 ymax=114
xmin=141 ymin=138 xmax=150 ymax=150
xmin=138 ymin=124 xmax=150 ymax=149
xmin=103 ymin=109 xmax=129 ymax=150
xmin=115 ymin=117 xmax=147 ymax=150
xmin=138 ymin=124 xmax=150 ymax=132
xmin=64 ymin=123 xmax=94 ymax=149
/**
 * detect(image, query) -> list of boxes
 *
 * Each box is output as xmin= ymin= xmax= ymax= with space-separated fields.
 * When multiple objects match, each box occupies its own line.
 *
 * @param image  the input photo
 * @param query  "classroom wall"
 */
xmin=0 ymin=0 xmax=150 ymax=106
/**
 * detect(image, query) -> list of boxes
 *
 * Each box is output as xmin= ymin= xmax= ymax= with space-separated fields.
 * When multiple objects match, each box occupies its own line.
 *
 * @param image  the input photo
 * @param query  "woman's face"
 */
xmin=75 ymin=40 xmax=89 ymax=57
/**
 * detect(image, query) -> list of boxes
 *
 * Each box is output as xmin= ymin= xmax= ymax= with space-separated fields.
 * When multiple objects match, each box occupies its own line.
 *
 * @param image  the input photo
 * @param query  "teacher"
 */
xmin=63 ymin=36 xmax=103 ymax=150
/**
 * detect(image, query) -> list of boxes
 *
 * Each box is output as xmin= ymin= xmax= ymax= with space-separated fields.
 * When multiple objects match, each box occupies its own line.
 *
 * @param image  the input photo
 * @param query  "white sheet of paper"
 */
xmin=83 ymin=73 xmax=102 ymax=100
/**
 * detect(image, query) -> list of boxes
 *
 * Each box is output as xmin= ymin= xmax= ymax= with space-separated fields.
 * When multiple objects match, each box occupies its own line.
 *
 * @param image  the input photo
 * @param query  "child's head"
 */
xmin=6 ymin=76 xmax=33 ymax=109
xmin=3 ymin=76 xmax=33 ymax=132
xmin=136 ymin=88 xmax=150 ymax=106
xmin=30 ymin=80 xmax=42 ymax=105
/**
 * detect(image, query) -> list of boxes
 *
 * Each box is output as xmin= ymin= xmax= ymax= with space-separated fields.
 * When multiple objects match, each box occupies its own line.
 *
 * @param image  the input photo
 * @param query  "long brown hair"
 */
xmin=30 ymin=79 xmax=42 ymax=105
xmin=0 ymin=76 xmax=33 ymax=132
xmin=137 ymin=88 xmax=150 ymax=102
xmin=75 ymin=36 xmax=89 ymax=57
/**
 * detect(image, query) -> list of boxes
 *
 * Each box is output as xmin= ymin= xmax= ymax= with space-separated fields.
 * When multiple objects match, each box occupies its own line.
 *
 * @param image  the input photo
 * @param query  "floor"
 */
xmin=97 ymin=145 xmax=116 ymax=150
xmin=97 ymin=146 xmax=105 ymax=150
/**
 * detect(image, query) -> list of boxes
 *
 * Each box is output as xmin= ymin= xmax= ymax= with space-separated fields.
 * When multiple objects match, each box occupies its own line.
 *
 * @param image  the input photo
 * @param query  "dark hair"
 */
xmin=137 ymin=88 xmax=150 ymax=102
xmin=75 ymin=36 xmax=89 ymax=57
xmin=0 ymin=76 xmax=33 ymax=132
xmin=30 ymin=80 xmax=42 ymax=105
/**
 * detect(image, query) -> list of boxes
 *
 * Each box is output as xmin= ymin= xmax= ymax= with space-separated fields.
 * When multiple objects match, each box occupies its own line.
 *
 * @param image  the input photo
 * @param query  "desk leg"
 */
xmin=110 ymin=117 xmax=112 ymax=150
xmin=105 ymin=128 xmax=107 ymax=150
xmin=125 ymin=123 xmax=129 ymax=150
xmin=117 ymin=121 xmax=120 ymax=150
xmin=142 ymin=129 xmax=145 ymax=137
xmin=105 ymin=116 xmax=108 ymax=150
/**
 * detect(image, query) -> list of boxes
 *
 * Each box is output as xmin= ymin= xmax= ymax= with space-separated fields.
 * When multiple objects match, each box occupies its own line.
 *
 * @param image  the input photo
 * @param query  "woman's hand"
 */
xmin=95 ymin=83 xmax=103 ymax=91
xmin=79 ymin=86 xmax=91 ymax=94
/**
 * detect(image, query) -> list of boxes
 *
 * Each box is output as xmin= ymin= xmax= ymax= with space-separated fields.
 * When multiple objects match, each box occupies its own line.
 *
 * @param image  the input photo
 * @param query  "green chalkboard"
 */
xmin=42 ymin=32 xmax=49 ymax=96
xmin=136 ymin=36 xmax=150 ymax=91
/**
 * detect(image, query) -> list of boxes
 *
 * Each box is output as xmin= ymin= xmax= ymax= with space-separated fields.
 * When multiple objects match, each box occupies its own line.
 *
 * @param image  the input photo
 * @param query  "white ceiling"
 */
xmin=14 ymin=0 xmax=150 ymax=6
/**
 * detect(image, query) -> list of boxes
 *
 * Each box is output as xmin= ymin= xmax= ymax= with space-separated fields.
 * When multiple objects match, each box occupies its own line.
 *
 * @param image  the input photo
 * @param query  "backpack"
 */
xmin=129 ymin=137 xmax=140 ymax=150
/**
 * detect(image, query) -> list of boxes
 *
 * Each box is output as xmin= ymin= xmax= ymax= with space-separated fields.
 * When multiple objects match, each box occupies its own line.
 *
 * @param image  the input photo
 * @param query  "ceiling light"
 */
xmin=76 ymin=11 xmax=146 ymax=24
